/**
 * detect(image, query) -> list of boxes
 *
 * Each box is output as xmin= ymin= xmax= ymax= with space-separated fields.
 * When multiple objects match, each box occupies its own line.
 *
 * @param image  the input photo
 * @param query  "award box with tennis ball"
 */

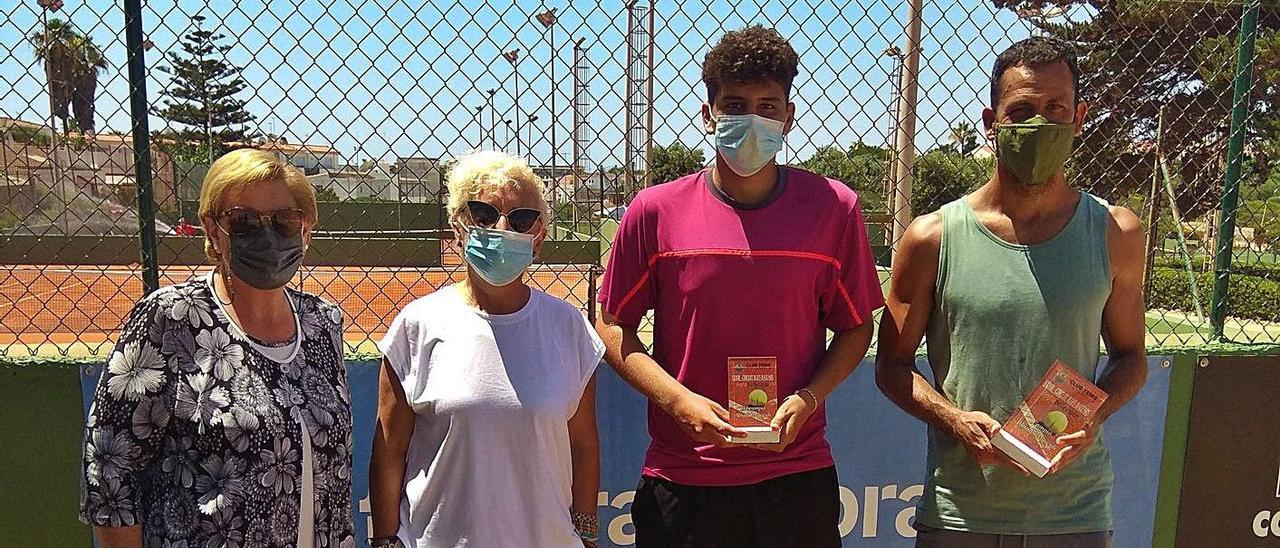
xmin=992 ymin=360 xmax=1108 ymax=478
xmin=727 ymin=357 xmax=780 ymax=444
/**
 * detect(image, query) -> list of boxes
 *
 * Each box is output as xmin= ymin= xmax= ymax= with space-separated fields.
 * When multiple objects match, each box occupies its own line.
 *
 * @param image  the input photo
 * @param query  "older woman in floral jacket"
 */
xmin=80 ymin=149 xmax=354 ymax=548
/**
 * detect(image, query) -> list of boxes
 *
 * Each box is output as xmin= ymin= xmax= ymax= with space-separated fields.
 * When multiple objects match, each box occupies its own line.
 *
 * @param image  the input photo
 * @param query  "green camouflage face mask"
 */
xmin=995 ymin=115 xmax=1076 ymax=186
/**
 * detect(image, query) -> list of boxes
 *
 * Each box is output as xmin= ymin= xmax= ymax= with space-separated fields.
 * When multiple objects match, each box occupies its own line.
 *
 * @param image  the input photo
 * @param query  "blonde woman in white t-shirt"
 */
xmin=369 ymin=150 xmax=605 ymax=548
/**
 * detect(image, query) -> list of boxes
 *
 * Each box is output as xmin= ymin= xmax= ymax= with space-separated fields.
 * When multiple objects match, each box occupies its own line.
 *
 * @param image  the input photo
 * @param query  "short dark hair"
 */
xmin=990 ymin=37 xmax=1082 ymax=108
xmin=702 ymin=26 xmax=800 ymax=104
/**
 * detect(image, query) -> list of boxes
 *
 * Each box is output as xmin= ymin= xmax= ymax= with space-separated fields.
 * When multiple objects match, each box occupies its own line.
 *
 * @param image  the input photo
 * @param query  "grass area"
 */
xmin=1157 ymin=239 xmax=1279 ymax=266
xmin=551 ymin=219 xmax=619 ymax=267
xmin=551 ymin=220 xmax=617 ymax=241
xmin=1144 ymin=308 xmax=1280 ymax=347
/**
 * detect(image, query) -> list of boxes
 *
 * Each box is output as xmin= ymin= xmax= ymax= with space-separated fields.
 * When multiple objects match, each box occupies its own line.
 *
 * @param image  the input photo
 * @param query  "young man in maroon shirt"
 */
xmin=597 ymin=26 xmax=884 ymax=547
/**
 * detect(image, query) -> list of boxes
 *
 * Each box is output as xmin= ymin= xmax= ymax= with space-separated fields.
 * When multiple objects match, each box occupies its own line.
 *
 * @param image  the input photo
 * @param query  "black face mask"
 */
xmin=226 ymin=228 xmax=304 ymax=290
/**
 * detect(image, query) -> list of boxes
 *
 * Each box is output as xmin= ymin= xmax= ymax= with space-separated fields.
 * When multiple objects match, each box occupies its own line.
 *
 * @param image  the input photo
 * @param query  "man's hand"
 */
xmin=1050 ymin=422 xmax=1100 ymax=473
xmin=946 ymin=410 xmax=1030 ymax=476
xmin=665 ymin=390 xmax=747 ymax=447
xmin=745 ymin=393 xmax=817 ymax=453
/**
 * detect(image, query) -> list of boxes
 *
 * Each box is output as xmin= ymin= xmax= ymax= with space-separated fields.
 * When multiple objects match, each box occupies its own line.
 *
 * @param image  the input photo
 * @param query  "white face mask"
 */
xmin=714 ymin=114 xmax=786 ymax=177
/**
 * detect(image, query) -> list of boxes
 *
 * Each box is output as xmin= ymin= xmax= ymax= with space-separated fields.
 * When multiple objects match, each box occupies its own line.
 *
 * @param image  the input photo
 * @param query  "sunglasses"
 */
xmin=219 ymin=207 xmax=306 ymax=238
xmin=466 ymin=201 xmax=542 ymax=234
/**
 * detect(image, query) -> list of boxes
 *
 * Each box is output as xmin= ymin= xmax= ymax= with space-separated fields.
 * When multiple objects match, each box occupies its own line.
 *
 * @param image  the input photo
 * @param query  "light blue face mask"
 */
xmin=463 ymin=226 xmax=535 ymax=287
xmin=714 ymin=114 xmax=786 ymax=177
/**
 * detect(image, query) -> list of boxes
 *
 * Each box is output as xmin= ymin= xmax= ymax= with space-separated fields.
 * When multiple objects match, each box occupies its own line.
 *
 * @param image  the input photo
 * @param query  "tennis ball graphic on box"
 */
xmin=1043 ymin=410 xmax=1069 ymax=434
xmin=728 ymin=357 xmax=780 ymax=444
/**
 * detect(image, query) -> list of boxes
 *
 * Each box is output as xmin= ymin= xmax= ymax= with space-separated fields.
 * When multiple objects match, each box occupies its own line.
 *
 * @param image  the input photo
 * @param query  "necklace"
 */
xmin=215 ymin=266 xmax=237 ymax=306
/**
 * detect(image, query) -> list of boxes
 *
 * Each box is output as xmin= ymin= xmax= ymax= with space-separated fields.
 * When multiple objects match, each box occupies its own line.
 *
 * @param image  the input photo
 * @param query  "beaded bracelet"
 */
xmin=796 ymin=387 xmax=820 ymax=408
xmin=571 ymin=510 xmax=600 ymax=544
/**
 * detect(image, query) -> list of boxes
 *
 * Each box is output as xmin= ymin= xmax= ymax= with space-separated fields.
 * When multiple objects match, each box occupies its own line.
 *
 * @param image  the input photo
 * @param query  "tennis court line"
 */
xmin=0 ymin=278 xmax=92 ymax=310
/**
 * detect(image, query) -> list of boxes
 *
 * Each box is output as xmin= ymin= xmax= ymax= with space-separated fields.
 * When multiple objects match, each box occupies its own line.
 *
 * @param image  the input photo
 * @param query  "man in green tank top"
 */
xmin=875 ymin=37 xmax=1149 ymax=547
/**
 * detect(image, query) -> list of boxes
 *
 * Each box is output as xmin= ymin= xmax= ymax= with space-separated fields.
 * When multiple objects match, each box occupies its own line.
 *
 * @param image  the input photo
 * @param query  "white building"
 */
xmin=307 ymin=163 xmax=396 ymax=201
xmin=0 ymin=117 xmax=54 ymax=144
xmin=531 ymin=164 xmax=576 ymax=183
xmin=576 ymin=170 xmax=622 ymax=201
xmin=259 ymin=140 xmax=342 ymax=174
xmin=393 ymin=156 xmax=442 ymax=203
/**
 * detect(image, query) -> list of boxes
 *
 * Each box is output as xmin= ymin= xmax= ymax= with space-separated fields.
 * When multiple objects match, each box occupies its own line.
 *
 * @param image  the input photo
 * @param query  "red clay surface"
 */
xmin=1 ymin=248 xmax=595 ymax=352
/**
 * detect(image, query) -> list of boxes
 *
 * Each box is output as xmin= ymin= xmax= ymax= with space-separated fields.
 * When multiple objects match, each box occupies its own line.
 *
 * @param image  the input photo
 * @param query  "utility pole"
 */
xmin=624 ymin=2 xmax=650 ymax=198
xmin=486 ymin=88 xmax=497 ymax=149
xmin=527 ymin=114 xmax=538 ymax=163
xmin=645 ymin=3 xmax=654 ymax=188
xmin=890 ymin=0 xmax=923 ymax=252
xmin=573 ymin=37 xmax=588 ymax=229
xmin=572 ymin=37 xmax=588 ymax=177
xmin=883 ymin=46 xmax=904 ymax=220
xmin=502 ymin=49 xmax=521 ymax=156
xmin=536 ymin=7 xmax=560 ymax=219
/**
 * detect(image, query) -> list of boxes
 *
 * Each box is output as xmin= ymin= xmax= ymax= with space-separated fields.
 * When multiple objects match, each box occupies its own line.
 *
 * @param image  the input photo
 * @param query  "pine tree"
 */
xmin=1001 ymin=1 xmax=1279 ymax=216
xmin=154 ymin=15 xmax=256 ymax=154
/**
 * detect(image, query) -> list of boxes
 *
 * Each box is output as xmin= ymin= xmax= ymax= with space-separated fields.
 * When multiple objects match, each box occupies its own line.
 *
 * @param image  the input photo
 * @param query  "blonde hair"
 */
xmin=446 ymin=150 xmax=549 ymax=228
xmin=198 ymin=148 xmax=317 ymax=261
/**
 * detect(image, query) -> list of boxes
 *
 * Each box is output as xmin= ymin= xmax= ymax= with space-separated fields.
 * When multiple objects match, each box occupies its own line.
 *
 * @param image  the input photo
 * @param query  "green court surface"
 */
xmin=1144 ymin=309 xmax=1280 ymax=348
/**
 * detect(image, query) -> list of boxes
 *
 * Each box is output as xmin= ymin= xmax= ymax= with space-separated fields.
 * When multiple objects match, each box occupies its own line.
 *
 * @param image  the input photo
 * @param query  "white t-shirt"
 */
xmin=378 ymin=285 xmax=605 ymax=548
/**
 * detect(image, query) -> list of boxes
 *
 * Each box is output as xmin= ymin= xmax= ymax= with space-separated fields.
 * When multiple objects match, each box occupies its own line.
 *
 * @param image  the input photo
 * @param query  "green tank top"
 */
xmin=917 ymin=192 xmax=1114 ymax=534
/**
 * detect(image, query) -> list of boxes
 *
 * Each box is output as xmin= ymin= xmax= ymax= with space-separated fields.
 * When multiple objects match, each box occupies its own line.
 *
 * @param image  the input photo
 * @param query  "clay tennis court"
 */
xmin=0 ymin=248 xmax=596 ymax=356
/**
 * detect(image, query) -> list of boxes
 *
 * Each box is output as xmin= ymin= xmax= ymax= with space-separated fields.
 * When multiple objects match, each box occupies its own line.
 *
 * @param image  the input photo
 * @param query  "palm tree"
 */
xmin=948 ymin=122 xmax=979 ymax=156
xmin=68 ymin=33 xmax=107 ymax=133
xmin=30 ymin=19 xmax=107 ymax=133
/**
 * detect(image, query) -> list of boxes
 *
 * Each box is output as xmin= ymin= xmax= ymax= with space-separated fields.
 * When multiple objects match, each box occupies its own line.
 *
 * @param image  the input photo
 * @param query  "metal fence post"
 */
xmin=1209 ymin=0 xmax=1260 ymax=341
xmin=123 ymin=0 xmax=160 ymax=294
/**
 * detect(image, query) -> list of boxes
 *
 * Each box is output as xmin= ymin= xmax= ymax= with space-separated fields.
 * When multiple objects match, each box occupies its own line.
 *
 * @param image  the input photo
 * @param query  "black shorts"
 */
xmin=631 ymin=466 xmax=842 ymax=548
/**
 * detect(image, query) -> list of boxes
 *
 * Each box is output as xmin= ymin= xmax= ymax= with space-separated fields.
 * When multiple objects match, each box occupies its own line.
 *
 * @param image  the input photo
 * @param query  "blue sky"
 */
xmin=1 ymin=0 xmax=1048 ymax=170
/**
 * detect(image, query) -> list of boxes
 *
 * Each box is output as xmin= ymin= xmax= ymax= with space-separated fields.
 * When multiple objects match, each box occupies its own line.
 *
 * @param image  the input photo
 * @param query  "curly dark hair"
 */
xmin=990 ymin=36 xmax=1082 ymax=108
xmin=701 ymin=25 xmax=800 ymax=104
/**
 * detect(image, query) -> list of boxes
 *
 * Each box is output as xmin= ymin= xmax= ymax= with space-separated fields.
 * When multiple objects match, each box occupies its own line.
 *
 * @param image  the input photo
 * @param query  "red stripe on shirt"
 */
xmin=835 ymin=280 xmax=864 ymax=326
xmin=655 ymin=248 xmax=844 ymax=270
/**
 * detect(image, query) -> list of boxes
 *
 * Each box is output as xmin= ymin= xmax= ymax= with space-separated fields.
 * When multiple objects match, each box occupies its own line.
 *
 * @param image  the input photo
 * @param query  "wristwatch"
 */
xmin=369 ymin=537 xmax=405 ymax=548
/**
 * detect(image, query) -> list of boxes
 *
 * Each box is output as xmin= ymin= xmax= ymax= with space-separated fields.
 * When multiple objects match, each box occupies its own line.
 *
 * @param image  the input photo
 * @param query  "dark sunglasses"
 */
xmin=219 ymin=207 xmax=306 ymax=238
xmin=466 ymin=201 xmax=542 ymax=234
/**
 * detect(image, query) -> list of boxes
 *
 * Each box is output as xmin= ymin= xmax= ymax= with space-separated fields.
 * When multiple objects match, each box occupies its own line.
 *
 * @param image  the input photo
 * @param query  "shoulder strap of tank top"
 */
xmin=1080 ymin=192 xmax=1113 ymax=277
xmin=935 ymin=198 xmax=971 ymax=292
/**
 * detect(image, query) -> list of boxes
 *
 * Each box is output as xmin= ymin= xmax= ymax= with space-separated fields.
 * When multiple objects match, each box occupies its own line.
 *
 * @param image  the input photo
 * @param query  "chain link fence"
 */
xmin=1 ymin=0 xmax=1276 ymax=358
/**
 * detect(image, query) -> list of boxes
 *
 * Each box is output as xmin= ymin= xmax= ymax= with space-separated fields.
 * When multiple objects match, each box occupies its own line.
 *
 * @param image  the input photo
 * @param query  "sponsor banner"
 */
xmin=81 ymin=357 xmax=1171 ymax=547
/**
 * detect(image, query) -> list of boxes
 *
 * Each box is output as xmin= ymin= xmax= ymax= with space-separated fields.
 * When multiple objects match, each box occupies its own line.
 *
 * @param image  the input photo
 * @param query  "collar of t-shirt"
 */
xmin=457 ymin=285 xmax=542 ymax=325
xmin=702 ymin=165 xmax=789 ymax=210
xmin=204 ymin=270 xmax=302 ymax=363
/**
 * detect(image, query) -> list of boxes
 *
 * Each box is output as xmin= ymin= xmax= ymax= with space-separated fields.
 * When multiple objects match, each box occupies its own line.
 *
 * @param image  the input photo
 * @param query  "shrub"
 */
xmin=1153 ymin=256 xmax=1280 ymax=282
xmin=912 ymin=150 xmax=992 ymax=216
xmin=1147 ymin=267 xmax=1280 ymax=322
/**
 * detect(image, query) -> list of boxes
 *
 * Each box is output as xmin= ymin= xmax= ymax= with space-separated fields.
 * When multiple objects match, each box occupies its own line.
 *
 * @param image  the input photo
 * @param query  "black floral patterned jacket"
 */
xmin=79 ymin=276 xmax=354 ymax=547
